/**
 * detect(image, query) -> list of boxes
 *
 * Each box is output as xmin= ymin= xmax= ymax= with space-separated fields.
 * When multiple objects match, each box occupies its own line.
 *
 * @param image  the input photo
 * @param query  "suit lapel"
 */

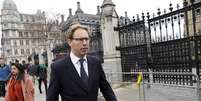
xmin=87 ymin=56 xmax=96 ymax=91
xmin=65 ymin=56 xmax=89 ymax=92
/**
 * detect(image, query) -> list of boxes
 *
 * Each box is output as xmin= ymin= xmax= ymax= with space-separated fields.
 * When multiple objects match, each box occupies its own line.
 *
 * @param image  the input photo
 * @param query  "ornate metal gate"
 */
xmin=115 ymin=0 xmax=201 ymax=85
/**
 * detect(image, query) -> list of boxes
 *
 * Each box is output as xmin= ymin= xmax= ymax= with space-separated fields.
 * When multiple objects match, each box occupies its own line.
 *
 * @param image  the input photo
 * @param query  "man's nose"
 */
xmin=82 ymin=39 xmax=88 ymax=44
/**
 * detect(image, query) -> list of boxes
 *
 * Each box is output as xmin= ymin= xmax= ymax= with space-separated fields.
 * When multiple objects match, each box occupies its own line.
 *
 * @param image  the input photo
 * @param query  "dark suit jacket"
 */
xmin=46 ymin=55 xmax=117 ymax=101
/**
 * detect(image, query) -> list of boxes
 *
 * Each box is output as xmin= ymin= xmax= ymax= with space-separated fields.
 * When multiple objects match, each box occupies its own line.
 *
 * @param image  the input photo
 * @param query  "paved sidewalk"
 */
xmin=98 ymin=83 xmax=141 ymax=101
xmin=34 ymin=82 xmax=46 ymax=101
xmin=1 ymin=82 xmax=198 ymax=101
xmin=0 ymin=97 xmax=4 ymax=101
xmin=115 ymin=84 xmax=140 ymax=101
xmin=100 ymin=83 xmax=198 ymax=101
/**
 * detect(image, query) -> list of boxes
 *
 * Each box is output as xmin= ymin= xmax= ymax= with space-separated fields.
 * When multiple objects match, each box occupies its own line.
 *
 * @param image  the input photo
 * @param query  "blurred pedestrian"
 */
xmin=36 ymin=62 xmax=47 ymax=94
xmin=21 ymin=60 xmax=28 ymax=72
xmin=5 ymin=63 xmax=34 ymax=101
xmin=0 ymin=57 xmax=10 ymax=97
xmin=27 ymin=61 xmax=37 ymax=84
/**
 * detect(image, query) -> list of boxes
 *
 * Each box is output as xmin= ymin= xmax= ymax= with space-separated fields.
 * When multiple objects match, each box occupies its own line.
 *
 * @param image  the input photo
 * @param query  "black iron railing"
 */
xmin=115 ymin=0 xmax=201 ymax=85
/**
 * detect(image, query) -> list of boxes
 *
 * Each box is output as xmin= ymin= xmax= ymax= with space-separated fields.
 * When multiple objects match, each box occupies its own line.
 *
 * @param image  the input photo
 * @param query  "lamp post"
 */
xmin=38 ymin=14 xmax=46 ymax=65
xmin=43 ymin=15 xmax=54 ymax=78
xmin=46 ymin=35 xmax=54 ymax=67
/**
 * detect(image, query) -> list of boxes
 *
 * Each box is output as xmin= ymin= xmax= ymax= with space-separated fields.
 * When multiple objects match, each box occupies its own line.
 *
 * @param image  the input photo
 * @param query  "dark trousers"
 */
xmin=38 ymin=78 xmax=47 ymax=94
xmin=0 ymin=81 xmax=6 ymax=97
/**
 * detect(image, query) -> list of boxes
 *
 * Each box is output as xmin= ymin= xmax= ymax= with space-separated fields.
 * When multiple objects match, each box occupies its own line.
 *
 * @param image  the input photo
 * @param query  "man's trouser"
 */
xmin=0 ymin=81 xmax=6 ymax=97
xmin=38 ymin=78 xmax=47 ymax=94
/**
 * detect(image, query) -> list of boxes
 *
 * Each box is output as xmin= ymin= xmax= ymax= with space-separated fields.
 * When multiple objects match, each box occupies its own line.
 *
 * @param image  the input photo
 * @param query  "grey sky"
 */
xmin=0 ymin=0 xmax=182 ymax=19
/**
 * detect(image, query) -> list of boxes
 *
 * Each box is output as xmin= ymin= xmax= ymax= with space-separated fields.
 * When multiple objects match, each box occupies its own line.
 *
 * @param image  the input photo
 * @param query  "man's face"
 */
xmin=0 ymin=59 xmax=5 ymax=66
xmin=68 ymin=28 xmax=89 ymax=58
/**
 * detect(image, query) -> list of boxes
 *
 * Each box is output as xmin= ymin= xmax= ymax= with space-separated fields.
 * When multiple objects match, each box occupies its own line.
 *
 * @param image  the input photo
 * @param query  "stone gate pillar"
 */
xmin=101 ymin=0 xmax=122 ymax=83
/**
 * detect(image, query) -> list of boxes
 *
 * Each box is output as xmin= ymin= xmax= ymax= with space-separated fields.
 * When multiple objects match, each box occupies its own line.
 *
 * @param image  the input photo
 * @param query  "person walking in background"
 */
xmin=21 ymin=60 xmax=28 ymax=72
xmin=27 ymin=61 xmax=37 ymax=84
xmin=37 ymin=63 xmax=48 ymax=94
xmin=14 ymin=59 xmax=20 ymax=65
xmin=5 ymin=63 xmax=34 ymax=101
xmin=46 ymin=24 xmax=117 ymax=101
xmin=0 ymin=57 xmax=11 ymax=98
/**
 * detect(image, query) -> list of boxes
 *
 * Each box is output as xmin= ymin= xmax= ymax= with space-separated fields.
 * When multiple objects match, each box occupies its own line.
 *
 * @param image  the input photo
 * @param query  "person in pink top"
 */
xmin=5 ymin=63 xmax=34 ymax=101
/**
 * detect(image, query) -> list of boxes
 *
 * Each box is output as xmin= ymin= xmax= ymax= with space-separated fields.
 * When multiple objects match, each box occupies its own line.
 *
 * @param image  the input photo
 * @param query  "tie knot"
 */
xmin=79 ymin=58 xmax=85 ymax=64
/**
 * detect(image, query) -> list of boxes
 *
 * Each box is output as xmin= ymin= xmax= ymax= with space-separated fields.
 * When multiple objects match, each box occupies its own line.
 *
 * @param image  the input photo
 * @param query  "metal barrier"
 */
xmin=104 ymin=72 xmax=200 ymax=101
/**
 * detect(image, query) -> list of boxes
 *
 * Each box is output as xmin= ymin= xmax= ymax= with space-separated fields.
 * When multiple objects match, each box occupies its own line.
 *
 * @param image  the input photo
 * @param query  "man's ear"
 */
xmin=67 ymin=39 xmax=71 ymax=46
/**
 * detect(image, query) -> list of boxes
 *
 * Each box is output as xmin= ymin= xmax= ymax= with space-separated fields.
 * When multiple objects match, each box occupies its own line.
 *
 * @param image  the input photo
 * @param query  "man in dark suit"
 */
xmin=46 ymin=24 xmax=117 ymax=101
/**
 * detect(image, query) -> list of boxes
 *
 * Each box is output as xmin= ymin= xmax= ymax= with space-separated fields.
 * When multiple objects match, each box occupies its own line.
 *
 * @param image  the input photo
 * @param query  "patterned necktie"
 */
xmin=79 ymin=59 xmax=88 ymax=86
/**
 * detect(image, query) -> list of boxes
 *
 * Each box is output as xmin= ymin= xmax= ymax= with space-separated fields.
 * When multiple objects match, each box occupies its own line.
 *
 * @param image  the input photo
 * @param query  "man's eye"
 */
xmin=73 ymin=38 xmax=89 ymax=41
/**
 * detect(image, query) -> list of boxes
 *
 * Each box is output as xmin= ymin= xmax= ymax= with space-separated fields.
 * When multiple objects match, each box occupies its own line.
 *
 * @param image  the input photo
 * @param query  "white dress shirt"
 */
xmin=70 ymin=52 xmax=89 ymax=77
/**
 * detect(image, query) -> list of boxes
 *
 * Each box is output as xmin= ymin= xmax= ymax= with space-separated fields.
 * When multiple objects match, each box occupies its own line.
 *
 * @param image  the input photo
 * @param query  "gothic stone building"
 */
xmin=1 ymin=0 xmax=64 ymax=63
xmin=184 ymin=0 xmax=201 ymax=36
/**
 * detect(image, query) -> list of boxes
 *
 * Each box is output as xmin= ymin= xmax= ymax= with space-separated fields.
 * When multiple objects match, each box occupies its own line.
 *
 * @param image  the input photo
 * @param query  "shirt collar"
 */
xmin=70 ymin=52 xmax=87 ymax=64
